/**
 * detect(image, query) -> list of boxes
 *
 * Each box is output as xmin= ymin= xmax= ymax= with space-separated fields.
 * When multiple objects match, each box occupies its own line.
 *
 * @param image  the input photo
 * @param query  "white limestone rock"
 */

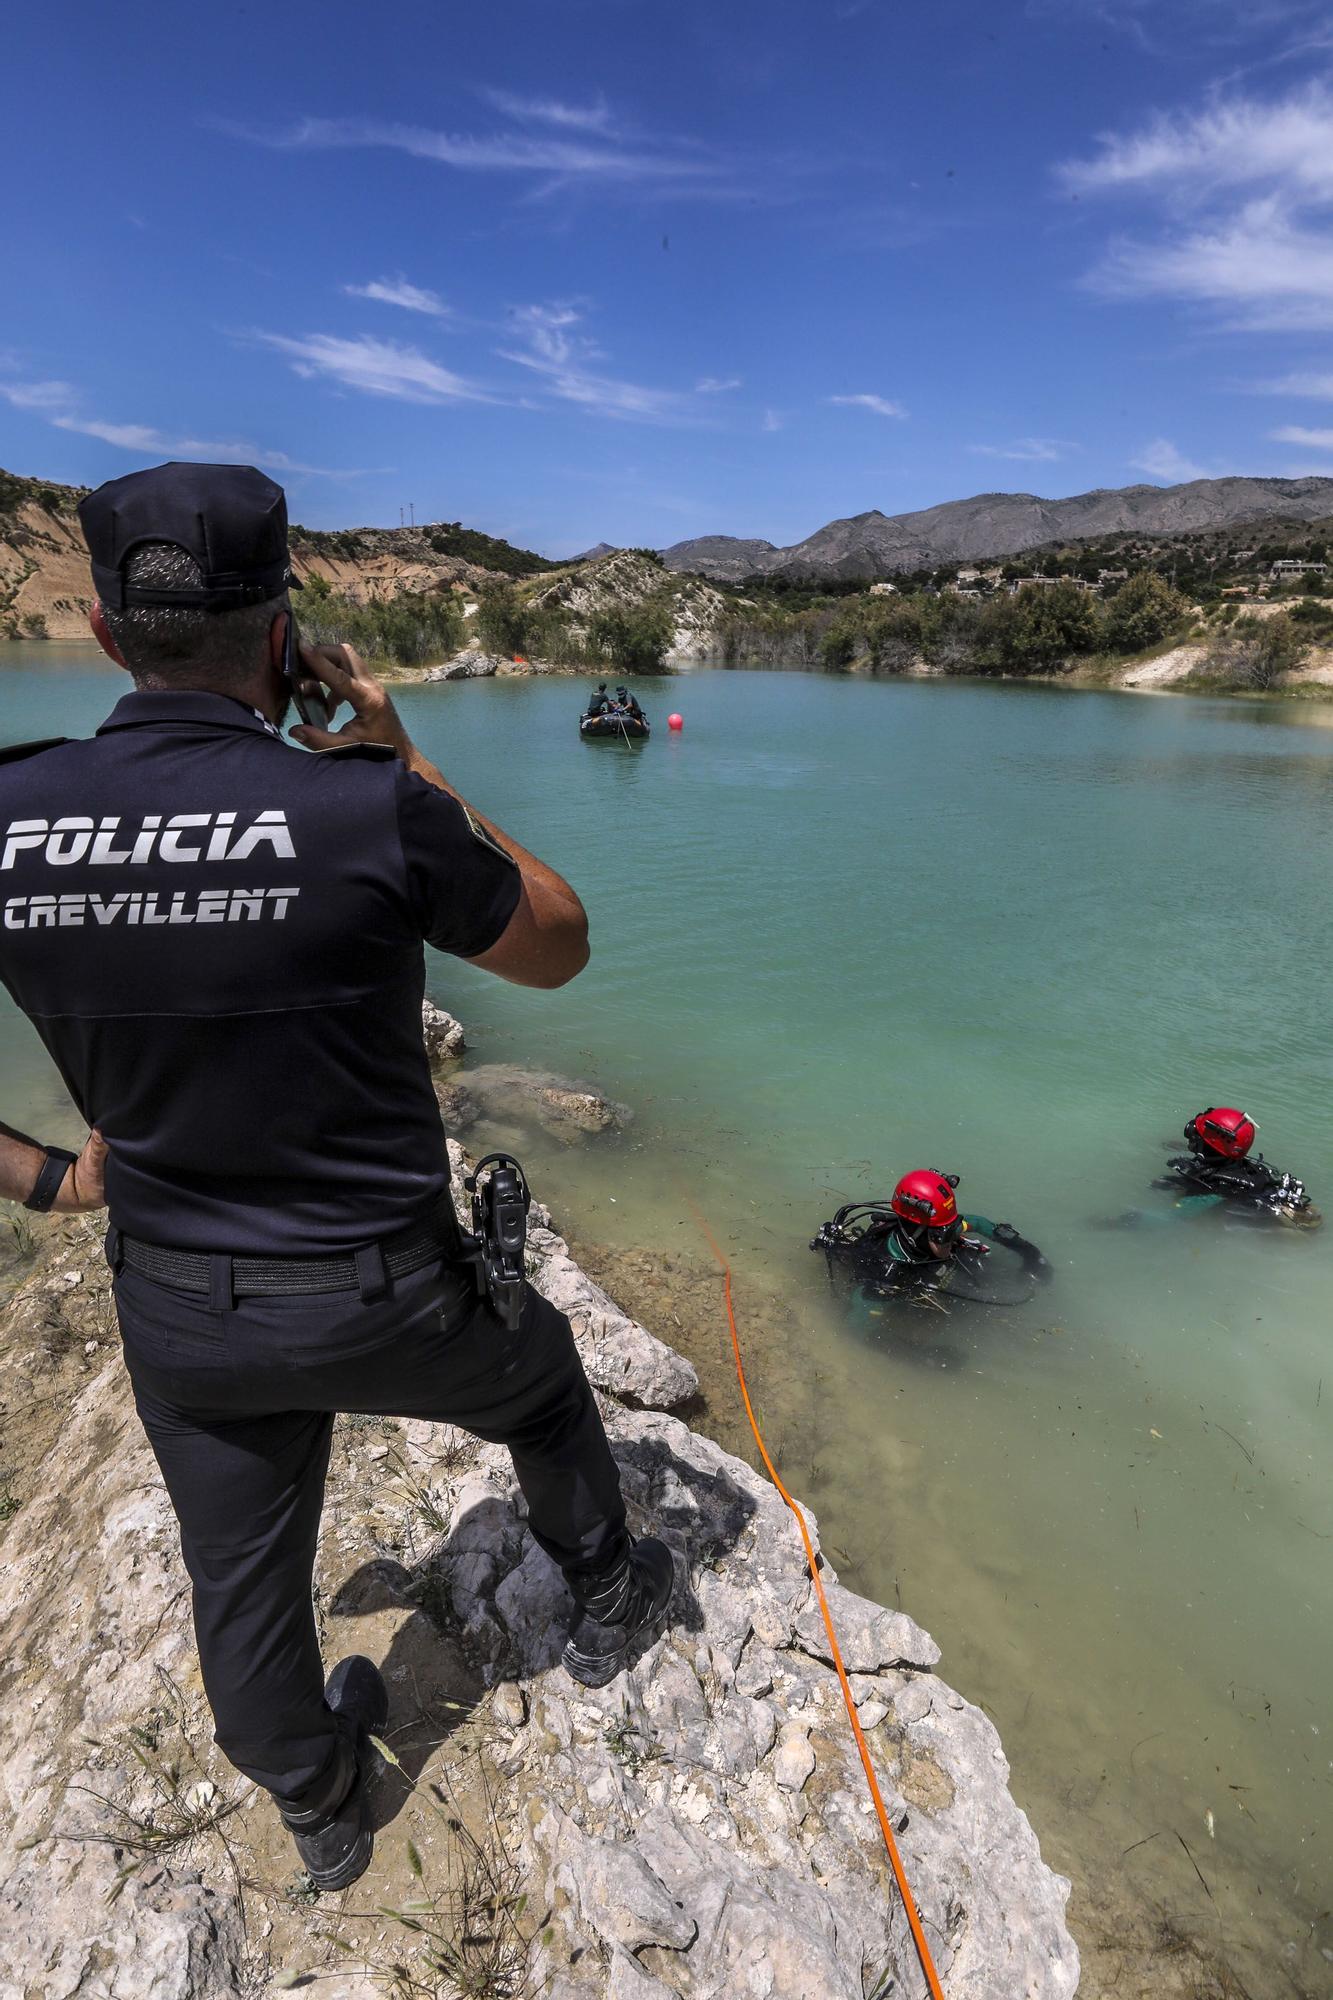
xmin=421 ymin=998 xmax=466 ymax=1064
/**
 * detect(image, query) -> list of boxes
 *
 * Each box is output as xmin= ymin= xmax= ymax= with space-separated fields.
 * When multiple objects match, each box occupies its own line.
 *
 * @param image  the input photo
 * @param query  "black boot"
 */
xmin=277 ymin=1655 xmax=388 ymax=1892
xmin=563 ymin=1537 xmax=675 ymax=1688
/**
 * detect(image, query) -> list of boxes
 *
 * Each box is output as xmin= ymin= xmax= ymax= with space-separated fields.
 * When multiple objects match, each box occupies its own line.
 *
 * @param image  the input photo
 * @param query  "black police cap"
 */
xmin=78 ymin=461 xmax=301 ymax=611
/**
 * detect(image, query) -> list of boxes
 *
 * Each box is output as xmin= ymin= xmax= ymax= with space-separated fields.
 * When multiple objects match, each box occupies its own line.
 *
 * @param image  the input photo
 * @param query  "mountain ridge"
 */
xmin=660 ymin=476 xmax=1333 ymax=581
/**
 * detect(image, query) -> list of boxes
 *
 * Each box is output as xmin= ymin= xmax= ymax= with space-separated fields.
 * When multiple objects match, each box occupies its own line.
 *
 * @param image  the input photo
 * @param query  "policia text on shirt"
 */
xmin=0 ymin=462 xmax=674 ymax=1894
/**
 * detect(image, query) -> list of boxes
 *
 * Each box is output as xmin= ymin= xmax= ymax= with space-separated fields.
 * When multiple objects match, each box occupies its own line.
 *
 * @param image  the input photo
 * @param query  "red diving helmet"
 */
xmin=891 ymin=1171 xmax=960 ymax=1230
xmin=1190 ymin=1108 xmax=1256 ymax=1160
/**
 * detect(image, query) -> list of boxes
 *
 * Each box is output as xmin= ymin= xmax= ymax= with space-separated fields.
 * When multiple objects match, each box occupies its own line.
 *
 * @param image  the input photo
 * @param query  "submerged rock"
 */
xmin=425 ymin=650 xmax=502 ymax=681
xmin=460 ymin=1062 xmax=631 ymax=1143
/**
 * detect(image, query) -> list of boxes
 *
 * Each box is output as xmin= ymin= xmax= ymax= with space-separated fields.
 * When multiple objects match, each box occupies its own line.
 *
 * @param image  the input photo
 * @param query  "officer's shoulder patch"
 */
xmin=0 ymin=737 xmax=71 ymax=766
xmin=462 ymin=803 xmax=518 ymax=867
xmin=311 ymin=740 xmax=398 ymax=761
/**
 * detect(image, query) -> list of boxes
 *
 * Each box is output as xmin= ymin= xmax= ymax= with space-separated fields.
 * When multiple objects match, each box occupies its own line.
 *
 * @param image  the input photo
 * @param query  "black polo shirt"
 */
xmin=0 ymin=691 xmax=520 ymax=1253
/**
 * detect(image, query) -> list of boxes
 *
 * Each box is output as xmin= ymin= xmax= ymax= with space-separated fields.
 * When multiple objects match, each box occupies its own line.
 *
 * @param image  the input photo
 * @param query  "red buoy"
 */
xmin=668 ymin=712 xmax=684 ymax=731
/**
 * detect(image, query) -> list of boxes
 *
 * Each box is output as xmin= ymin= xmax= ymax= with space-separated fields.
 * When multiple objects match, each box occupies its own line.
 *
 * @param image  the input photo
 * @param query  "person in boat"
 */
xmin=1137 ymin=1107 xmax=1318 ymax=1228
xmin=613 ymin=686 xmax=645 ymax=722
xmin=584 ymin=681 xmax=611 ymax=718
xmin=812 ymin=1170 xmax=1052 ymax=1307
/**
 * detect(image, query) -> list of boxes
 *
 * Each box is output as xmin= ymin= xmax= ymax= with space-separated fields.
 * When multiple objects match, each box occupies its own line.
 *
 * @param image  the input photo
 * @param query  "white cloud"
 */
xmin=696 ymin=375 xmax=742 ymax=393
xmin=0 ymin=378 xmax=77 ymax=412
xmin=761 ymin=409 xmax=784 ymax=433
xmin=1130 ymin=438 xmax=1211 ymax=482
xmin=343 ymin=276 xmax=451 ymax=318
xmin=48 ymin=413 xmax=350 ymax=475
xmin=1270 ymin=423 xmax=1333 ymax=447
xmin=253 ymin=331 xmax=486 ymax=404
xmin=971 ymin=437 xmax=1077 ymax=461
xmin=1 ymin=370 xmax=354 ymax=474
xmin=481 ymin=89 xmax=613 ymax=133
xmin=230 ymin=115 xmax=721 ymax=193
xmin=1060 ymin=84 xmax=1333 ymax=205
xmin=499 ymin=304 xmax=697 ymax=424
xmin=1065 ymin=86 xmax=1333 ymax=333
xmin=827 ymin=392 xmax=907 ymax=418
xmin=1255 ymin=369 xmax=1333 ymax=397
xmin=1093 ymin=197 xmax=1333 ymax=327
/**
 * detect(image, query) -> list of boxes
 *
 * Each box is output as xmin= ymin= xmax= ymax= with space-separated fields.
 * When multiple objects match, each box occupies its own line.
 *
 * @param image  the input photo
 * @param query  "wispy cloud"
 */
xmin=499 ymin=304 xmax=698 ymax=424
xmin=223 ymin=113 xmax=726 ymax=197
xmin=1270 ymin=423 xmax=1333 ymax=447
xmin=0 ymin=378 xmax=77 ymax=412
xmin=0 ymin=368 xmax=357 ymax=475
xmin=696 ymin=375 xmax=742 ymax=393
xmin=342 ymin=276 xmax=451 ymax=318
xmin=253 ymin=331 xmax=487 ymax=405
xmin=1063 ymin=85 xmax=1333 ymax=331
xmin=49 ymin=414 xmax=353 ymax=476
xmin=1257 ymin=369 xmax=1333 ymax=397
xmin=1060 ymin=83 xmax=1333 ymax=204
xmin=1130 ymin=437 xmax=1211 ymax=482
xmin=971 ymin=436 xmax=1077 ymax=461
xmin=761 ymin=409 xmax=784 ymax=433
xmin=480 ymin=88 xmax=613 ymax=133
xmin=826 ymin=392 xmax=907 ymax=418
xmin=1093 ymin=198 xmax=1333 ymax=328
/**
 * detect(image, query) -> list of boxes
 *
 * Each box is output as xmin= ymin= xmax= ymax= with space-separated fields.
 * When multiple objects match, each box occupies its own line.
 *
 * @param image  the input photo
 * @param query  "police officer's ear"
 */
xmin=88 ymin=601 xmax=127 ymax=669
xmin=269 ymin=609 xmax=290 ymax=670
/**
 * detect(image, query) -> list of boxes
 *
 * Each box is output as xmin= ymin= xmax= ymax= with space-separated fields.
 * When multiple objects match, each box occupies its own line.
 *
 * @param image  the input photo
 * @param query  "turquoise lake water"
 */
xmin=3 ymin=649 xmax=1331 ymax=1988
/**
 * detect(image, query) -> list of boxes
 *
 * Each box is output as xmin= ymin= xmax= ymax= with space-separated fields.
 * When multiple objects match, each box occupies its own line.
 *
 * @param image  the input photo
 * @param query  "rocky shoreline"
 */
xmin=0 ymin=1013 xmax=1079 ymax=1998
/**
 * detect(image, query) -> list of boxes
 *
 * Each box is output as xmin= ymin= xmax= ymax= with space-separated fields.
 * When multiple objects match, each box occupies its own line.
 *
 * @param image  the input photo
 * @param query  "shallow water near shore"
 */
xmin=3 ymin=650 xmax=1331 ymax=1991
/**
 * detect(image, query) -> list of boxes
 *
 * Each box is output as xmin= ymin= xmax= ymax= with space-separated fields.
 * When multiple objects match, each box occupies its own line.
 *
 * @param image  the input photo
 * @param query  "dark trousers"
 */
xmin=112 ymin=1254 xmax=628 ymax=1802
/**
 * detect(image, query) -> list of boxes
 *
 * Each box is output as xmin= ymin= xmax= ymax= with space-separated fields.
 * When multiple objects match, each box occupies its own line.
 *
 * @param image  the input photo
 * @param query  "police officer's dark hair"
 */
xmin=101 ymin=543 xmax=285 ymax=692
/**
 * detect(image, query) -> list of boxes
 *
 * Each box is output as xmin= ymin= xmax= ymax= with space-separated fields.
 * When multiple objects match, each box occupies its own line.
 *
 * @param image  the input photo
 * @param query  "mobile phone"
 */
xmin=283 ymin=612 xmax=332 ymax=733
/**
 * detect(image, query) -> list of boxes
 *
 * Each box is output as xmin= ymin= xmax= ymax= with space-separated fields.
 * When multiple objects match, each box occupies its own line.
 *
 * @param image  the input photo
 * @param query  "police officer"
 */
xmin=585 ymin=680 xmax=611 ymax=717
xmin=0 ymin=462 xmax=672 ymax=1894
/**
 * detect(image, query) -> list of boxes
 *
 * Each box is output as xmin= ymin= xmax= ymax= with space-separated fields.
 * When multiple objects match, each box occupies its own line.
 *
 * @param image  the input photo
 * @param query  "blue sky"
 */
xmin=6 ymin=0 xmax=1333 ymax=553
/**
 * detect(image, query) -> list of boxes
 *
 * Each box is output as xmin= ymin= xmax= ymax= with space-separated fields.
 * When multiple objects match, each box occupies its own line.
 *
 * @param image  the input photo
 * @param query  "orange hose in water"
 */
xmin=692 ymin=1208 xmax=947 ymax=2000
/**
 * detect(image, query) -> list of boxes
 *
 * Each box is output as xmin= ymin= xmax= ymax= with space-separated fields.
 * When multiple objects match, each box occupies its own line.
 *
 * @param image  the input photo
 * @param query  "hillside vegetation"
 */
xmin=6 ymin=461 xmax=1333 ymax=688
xmin=710 ymin=526 xmax=1333 ymax=693
xmin=0 ymin=466 xmax=571 ymax=650
xmin=474 ymin=547 xmax=725 ymax=673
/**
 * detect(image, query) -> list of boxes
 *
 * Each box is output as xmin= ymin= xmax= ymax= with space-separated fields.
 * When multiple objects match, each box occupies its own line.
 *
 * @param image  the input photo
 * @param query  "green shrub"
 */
xmin=586 ymin=599 xmax=673 ymax=673
xmin=298 ymin=588 xmax=465 ymax=667
xmin=425 ymin=522 xmax=561 ymax=576
xmin=1204 ymin=613 xmax=1309 ymax=690
xmin=475 ymin=584 xmax=530 ymax=658
xmin=1100 ymin=571 xmax=1190 ymax=654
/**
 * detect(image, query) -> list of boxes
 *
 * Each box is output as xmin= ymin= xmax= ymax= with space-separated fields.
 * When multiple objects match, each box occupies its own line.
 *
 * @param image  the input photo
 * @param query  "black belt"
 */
xmin=113 ymin=1197 xmax=463 ymax=1301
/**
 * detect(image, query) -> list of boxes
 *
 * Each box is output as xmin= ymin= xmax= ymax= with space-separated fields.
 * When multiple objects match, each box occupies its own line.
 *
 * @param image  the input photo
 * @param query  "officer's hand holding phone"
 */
xmin=288 ymin=639 xmax=416 ymax=766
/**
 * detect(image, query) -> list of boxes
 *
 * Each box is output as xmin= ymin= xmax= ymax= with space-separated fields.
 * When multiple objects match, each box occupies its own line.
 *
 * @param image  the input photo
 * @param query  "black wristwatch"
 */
xmin=24 ymin=1145 xmax=79 ymax=1213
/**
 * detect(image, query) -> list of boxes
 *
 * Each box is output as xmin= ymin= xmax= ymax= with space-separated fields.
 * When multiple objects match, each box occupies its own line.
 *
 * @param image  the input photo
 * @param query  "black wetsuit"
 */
xmin=814 ymin=1206 xmax=1050 ymax=1308
xmin=1153 ymin=1149 xmax=1314 ymax=1224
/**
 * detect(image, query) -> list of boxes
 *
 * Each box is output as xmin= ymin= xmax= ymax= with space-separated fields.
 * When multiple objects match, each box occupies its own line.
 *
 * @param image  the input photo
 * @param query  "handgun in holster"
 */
xmin=458 ymin=1152 xmax=532 ymax=1332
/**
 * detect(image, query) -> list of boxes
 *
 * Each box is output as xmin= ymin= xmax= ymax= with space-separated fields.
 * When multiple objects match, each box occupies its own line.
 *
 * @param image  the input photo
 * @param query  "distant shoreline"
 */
xmin=7 ymin=636 xmax=1333 ymax=705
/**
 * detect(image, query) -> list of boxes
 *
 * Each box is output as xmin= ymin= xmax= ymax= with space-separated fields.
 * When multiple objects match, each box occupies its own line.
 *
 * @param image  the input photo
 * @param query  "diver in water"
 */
xmin=1145 ymin=1107 xmax=1318 ymax=1228
xmin=614 ymin=685 xmax=645 ymax=721
xmin=585 ymin=681 xmax=611 ymax=717
xmin=812 ymin=1170 xmax=1052 ymax=1310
